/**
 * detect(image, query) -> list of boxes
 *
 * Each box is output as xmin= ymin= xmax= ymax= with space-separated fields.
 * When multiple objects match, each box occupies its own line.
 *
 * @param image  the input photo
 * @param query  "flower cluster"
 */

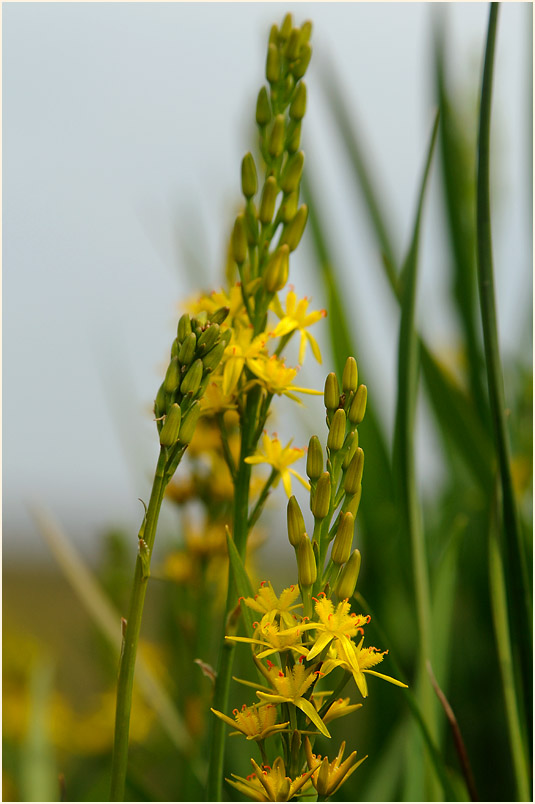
xmin=211 ymin=356 xmax=408 ymax=800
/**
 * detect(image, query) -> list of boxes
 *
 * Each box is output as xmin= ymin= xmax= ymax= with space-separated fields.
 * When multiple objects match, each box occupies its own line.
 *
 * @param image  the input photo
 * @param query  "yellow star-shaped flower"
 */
xmin=228 ymin=757 xmax=315 ymax=802
xmin=246 ymin=355 xmax=323 ymax=403
xmin=256 ymin=661 xmax=331 ymax=737
xmin=271 ymin=289 xmax=326 ymax=364
xmin=241 ymin=581 xmax=302 ymax=629
xmin=210 ymin=702 xmax=288 ymax=742
xmin=245 ymin=433 xmax=310 ymax=497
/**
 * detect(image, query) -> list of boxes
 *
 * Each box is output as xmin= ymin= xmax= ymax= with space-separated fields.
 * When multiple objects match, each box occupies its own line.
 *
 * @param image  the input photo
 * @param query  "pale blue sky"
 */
xmin=4 ymin=3 xmax=532 ymax=560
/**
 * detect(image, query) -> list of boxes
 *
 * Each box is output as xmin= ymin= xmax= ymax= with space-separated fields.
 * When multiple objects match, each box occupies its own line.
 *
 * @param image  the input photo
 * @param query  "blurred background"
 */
xmin=3 ymin=2 xmax=532 ymax=802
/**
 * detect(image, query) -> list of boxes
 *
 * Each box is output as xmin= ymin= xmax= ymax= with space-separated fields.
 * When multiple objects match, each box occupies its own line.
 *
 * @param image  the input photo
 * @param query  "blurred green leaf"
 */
xmin=20 ymin=656 xmax=58 ymax=803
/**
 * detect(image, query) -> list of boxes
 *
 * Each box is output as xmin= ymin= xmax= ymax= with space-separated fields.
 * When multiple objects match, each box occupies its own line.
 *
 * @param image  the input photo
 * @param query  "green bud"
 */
xmin=290 ymin=82 xmax=307 ymax=121
xmin=286 ymin=121 xmax=301 ymax=154
xmin=291 ymin=43 xmax=312 ymax=79
xmin=324 ymin=372 xmax=340 ymax=411
xmin=316 ymin=758 xmax=331 ymax=799
xmin=327 ymin=409 xmax=346 ymax=452
xmin=177 ymin=313 xmax=192 ymax=342
xmin=345 ymin=487 xmax=362 ymax=518
xmin=348 ymin=384 xmax=367 ymax=424
xmin=280 ymin=205 xmax=308 ymax=251
xmin=306 ymin=435 xmax=323 ymax=480
xmin=331 ymin=512 xmax=354 ymax=566
xmin=170 ymin=338 xmax=179 ymax=359
xmin=178 ymin=401 xmax=201 ymax=444
xmin=159 ymin=403 xmax=182 ymax=447
xmin=178 ymin=332 xmax=197 ymax=367
xmin=279 ymin=13 xmax=293 ymax=41
xmin=297 ymin=534 xmax=317 ymax=587
xmin=285 ymin=28 xmax=301 ymax=61
xmin=241 ymin=153 xmax=257 ymax=199
xmin=231 ymin=214 xmax=248 ymax=264
xmin=245 ymin=205 xmax=259 ymax=246
xmin=219 ymin=328 xmax=232 ymax=347
xmin=312 ymin=472 xmax=331 ymax=519
xmin=202 ymin=340 xmax=226 ymax=373
xmin=300 ymin=20 xmax=313 ymax=43
xmin=266 ymin=43 xmax=280 ymax=84
xmin=268 ymin=114 xmax=285 ymax=157
xmin=264 ymin=244 xmax=289 ymax=293
xmin=280 ymin=191 xmax=298 ymax=223
xmin=256 ymin=86 xmax=271 ymax=127
xmin=197 ymin=323 xmax=220 ymax=354
xmin=163 ymin=357 xmax=181 ymax=394
xmin=342 ymin=430 xmax=359 ymax=469
xmin=280 ymin=151 xmax=305 ymax=194
xmin=154 ymin=383 xmax=167 ymax=420
xmin=342 ymin=357 xmax=358 ymax=393
xmin=335 ymin=549 xmax=361 ymax=600
xmin=344 ymin=447 xmax=364 ymax=495
xmin=180 ymin=358 xmax=203 ymax=396
xmin=209 ymin=306 xmax=230 ymax=326
xmin=259 ymin=176 xmax=278 ymax=224
xmin=287 ymin=495 xmax=306 ymax=547
xmin=268 ymin=24 xmax=278 ymax=46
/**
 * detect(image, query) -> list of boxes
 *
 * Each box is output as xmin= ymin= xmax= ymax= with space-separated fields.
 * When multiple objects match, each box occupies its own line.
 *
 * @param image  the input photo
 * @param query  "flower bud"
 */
xmin=268 ymin=114 xmax=285 ymax=158
xmin=344 ymin=448 xmax=364 ymax=495
xmin=342 ymin=356 xmax=358 ymax=393
xmin=154 ymin=383 xmax=167 ymax=420
xmin=327 ymin=409 xmax=346 ymax=452
xmin=177 ymin=313 xmax=192 ymax=342
xmin=331 ymin=512 xmax=354 ymax=566
xmin=259 ymin=176 xmax=278 ymax=224
xmin=159 ymin=403 xmax=182 ymax=447
xmin=312 ymin=472 xmax=331 ymax=519
xmin=290 ymin=82 xmax=307 ymax=121
xmin=291 ymin=43 xmax=312 ymax=79
xmin=287 ymin=495 xmax=306 ymax=547
xmin=178 ymin=332 xmax=197 ymax=367
xmin=280 ymin=151 xmax=304 ymax=194
xmin=178 ymin=401 xmax=201 ymax=444
xmin=300 ymin=20 xmax=313 ymax=43
xmin=345 ymin=487 xmax=362 ymax=518
xmin=306 ymin=435 xmax=323 ymax=480
xmin=245 ymin=205 xmax=259 ymax=247
xmin=202 ymin=340 xmax=226 ymax=373
xmin=219 ymin=328 xmax=232 ymax=347
xmin=266 ymin=43 xmax=280 ymax=84
xmin=279 ymin=191 xmax=298 ymax=223
xmin=264 ymin=245 xmax=289 ymax=293
xmin=180 ymin=358 xmax=203 ymax=396
xmin=280 ymin=205 xmax=308 ymax=252
xmin=231 ymin=214 xmax=248 ymax=264
xmin=297 ymin=534 xmax=317 ymax=587
xmin=335 ymin=549 xmax=361 ymax=600
xmin=286 ymin=121 xmax=301 ymax=155
xmin=280 ymin=13 xmax=293 ymax=41
xmin=256 ymin=86 xmax=271 ymax=127
xmin=170 ymin=338 xmax=179 ymax=359
xmin=348 ymin=384 xmax=367 ymax=425
xmin=342 ymin=430 xmax=358 ymax=469
xmin=197 ymin=323 xmax=220 ymax=354
xmin=163 ymin=357 xmax=181 ymax=394
xmin=324 ymin=372 xmax=340 ymax=411
xmin=209 ymin=306 xmax=230 ymax=326
xmin=241 ymin=153 xmax=257 ymax=199
xmin=268 ymin=24 xmax=278 ymax=46
xmin=285 ymin=28 xmax=301 ymax=61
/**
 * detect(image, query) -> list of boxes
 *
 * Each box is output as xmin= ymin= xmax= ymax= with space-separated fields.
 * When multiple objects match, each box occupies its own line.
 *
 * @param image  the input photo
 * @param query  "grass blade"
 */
xmin=475 ymin=1 xmax=532 ymax=716
xmin=20 ymin=657 xmax=58 ymax=803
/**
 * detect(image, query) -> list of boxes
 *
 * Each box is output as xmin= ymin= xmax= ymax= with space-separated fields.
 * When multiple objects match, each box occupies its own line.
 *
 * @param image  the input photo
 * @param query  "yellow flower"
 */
xmin=271 ymin=289 xmax=326 ymax=364
xmin=241 ymin=581 xmax=302 ymax=629
xmin=247 ymin=355 xmax=323 ymax=403
xmin=245 ymin=433 xmax=310 ymax=497
xmin=256 ymin=661 xmax=331 ymax=737
xmin=221 ymin=327 xmax=269 ymax=397
xmin=226 ymin=613 xmax=308 ymax=660
xmin=228 ymin=757 xmax=315 ymax=802
xmin=303 ymin=595 xmax=370 ymax=662
xmin=322 ymin=636 xmax=408 ymax=699
xmin=210 ymin=702 xmax=288 ymax=741
xmin=187 ymin=284 xmax=246 ymax=327
xmin=304 ymin=737 xmax=367 ymax=797
xmin=311 ymin=695 xmax=363 ymax=724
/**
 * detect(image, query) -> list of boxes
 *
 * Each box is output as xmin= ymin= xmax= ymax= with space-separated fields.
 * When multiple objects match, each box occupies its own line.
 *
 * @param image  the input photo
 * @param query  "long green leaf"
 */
xmin=225 ymin=528 xmax=256 ymax=640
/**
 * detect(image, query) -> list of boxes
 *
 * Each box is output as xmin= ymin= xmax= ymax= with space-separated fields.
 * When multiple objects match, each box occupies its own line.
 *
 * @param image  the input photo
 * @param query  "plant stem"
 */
xmin=110 ymin=449 xmax=167 ymax=801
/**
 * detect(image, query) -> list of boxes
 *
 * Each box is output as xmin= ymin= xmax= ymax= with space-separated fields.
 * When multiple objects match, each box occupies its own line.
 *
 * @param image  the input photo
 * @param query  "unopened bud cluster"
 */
xmin=154 ymin=310 xmax=229 ymax=448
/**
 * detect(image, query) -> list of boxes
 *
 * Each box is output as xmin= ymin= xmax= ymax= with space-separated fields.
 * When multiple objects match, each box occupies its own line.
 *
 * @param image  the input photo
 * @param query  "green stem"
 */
xmin=248 ymin=469 xmax=278 ymax=531
xmin=110 ymin=449 xmax=168 ymax=801
xmin=476 ymin=1 xmax=532 ymax=718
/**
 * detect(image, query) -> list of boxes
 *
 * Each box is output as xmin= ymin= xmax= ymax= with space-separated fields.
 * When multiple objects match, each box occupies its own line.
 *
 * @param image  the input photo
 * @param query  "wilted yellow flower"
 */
xmin=270 ymin=289 xmax=326 ymax=364
xmin=245 ymin=433 xmax=310 ymax=497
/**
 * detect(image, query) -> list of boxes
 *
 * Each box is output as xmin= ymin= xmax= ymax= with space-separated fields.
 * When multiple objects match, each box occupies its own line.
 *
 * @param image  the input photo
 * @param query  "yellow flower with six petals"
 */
xmin=271 ymin=289 xmax=326 ymax=364
xmin=245 ymin=433 xmax=310 ymax=497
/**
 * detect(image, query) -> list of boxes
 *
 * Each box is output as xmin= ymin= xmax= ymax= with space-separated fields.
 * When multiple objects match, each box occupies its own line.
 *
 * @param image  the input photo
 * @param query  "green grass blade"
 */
xmin=20 ymin=657 xmax=58 ymax=803
xmin=475 ymin=2 xmax=532 ymax=712
xmin=394 ymin=111 xmax=440 ymax=799
xmin=226 ymin=528 xmax=256 ymax=639
xmin=434 ymin=21 xmax=490 ymax=422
